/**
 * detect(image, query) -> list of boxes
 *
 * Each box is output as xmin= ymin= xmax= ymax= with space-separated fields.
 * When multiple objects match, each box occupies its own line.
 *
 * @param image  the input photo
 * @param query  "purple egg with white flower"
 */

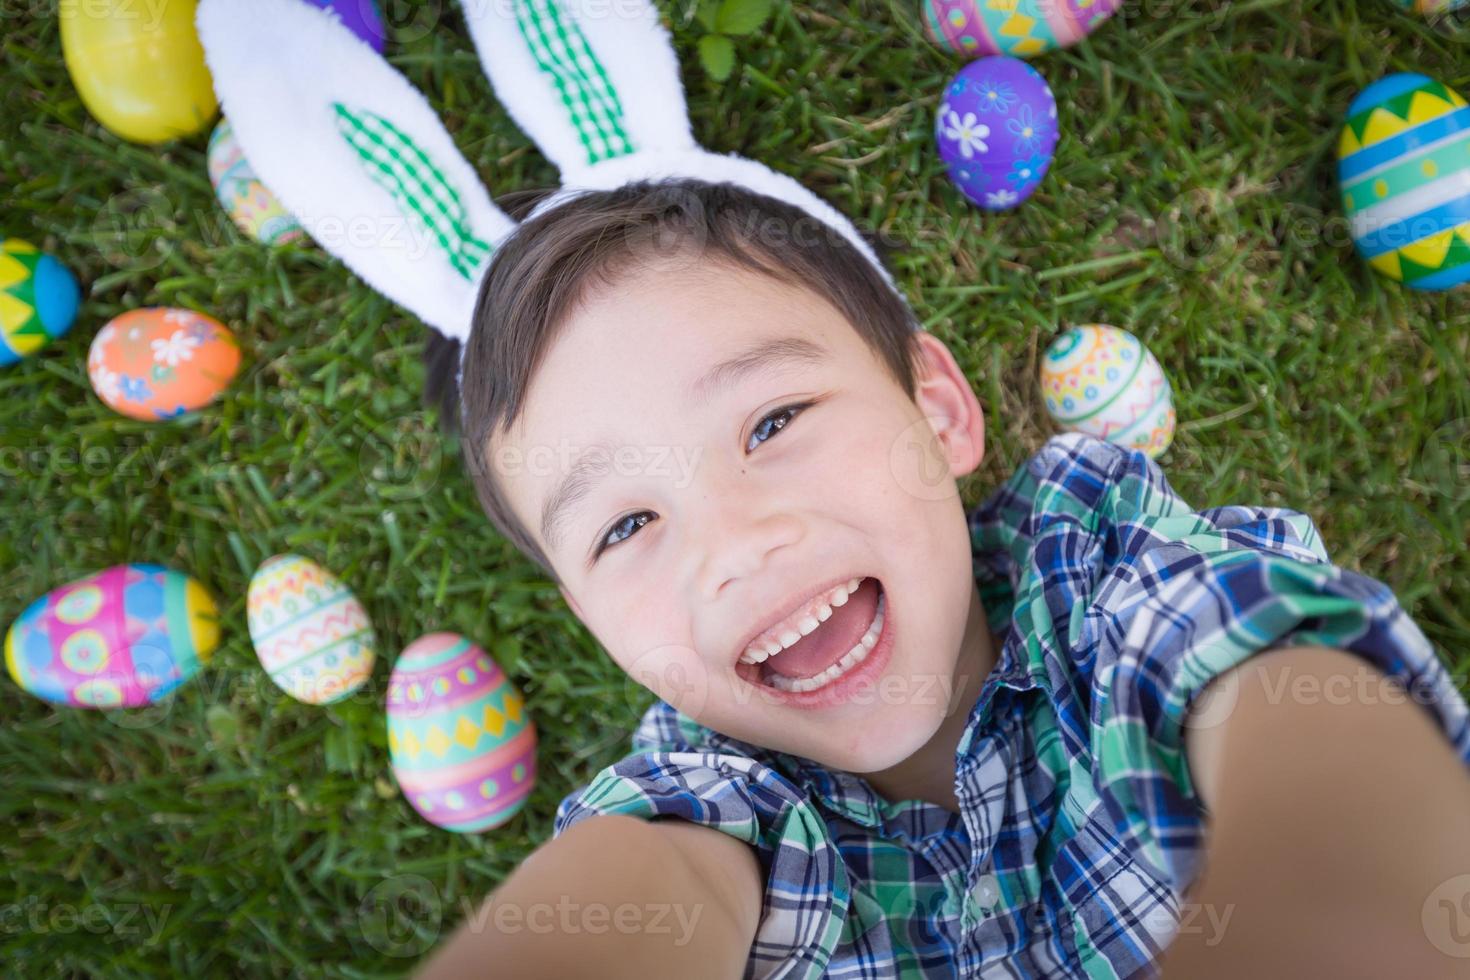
xmin=935 ymin=56 xmax=1058 ymax=211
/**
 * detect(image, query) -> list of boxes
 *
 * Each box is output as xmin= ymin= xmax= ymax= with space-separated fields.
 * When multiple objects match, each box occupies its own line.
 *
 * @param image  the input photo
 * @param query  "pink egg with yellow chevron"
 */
xmin=924 ymin=0 xmax=1123 ymax=60
xmin=247 ymin=554 xmax=375 ymax=705
xmin=1041 ymin=325 xmax=1175 ymax=459
xmin=387 ymin=632 xmax=536 ymax=834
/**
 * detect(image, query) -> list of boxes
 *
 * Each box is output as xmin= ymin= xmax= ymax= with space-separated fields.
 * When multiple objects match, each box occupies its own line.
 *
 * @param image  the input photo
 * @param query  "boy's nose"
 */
xmin=697 ymin=508 xmax=805 ymax=602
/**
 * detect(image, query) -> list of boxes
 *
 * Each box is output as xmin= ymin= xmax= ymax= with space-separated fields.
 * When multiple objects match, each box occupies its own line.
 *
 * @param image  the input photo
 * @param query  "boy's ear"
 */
xmin=559 ymin=585 xmax=584 ymax=620
xmin=911 ymin=331 xmax=986 ymax=477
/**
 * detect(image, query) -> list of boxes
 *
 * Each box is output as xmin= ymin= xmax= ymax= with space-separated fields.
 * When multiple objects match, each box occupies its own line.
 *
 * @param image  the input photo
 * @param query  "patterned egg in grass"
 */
xmin=1338 ymin=73 xmax=1470 ymax=292
xmin=5 ymin=564 xmax=219 ymax=708
xmin=388 ymin=633 xmax=537 ymax=834
xmin=923 ymin=0 xmax=1123 ymax=60
xmin=936 ymin=56 xmax=1058 ymax=211
xmin=1 ymin=239 xmax=81 ymax=367
xmin=87 ymin=308 xmax=240 ymax=421
xmin=1040 ymin=325 xmax=1175 ymax=459
xmin=305 ymin=0 xmax=387 ymax=52
xmin=1384 ymin=0 xmax=1468 ymax=14
xmin=247 ymin=555 xmax=376 ymax=705
xmin=207 ymin=119 xmax=305 ymax=247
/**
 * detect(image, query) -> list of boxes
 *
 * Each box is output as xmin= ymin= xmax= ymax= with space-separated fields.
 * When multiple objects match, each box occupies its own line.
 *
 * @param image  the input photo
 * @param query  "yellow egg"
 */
xmin=60 ymin=0 xmax=217 ymax=144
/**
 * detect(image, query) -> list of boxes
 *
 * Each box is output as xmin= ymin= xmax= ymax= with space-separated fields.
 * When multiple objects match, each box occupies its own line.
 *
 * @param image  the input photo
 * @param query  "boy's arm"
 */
xmin=1163 ymin=645 xmax=1470 ymax=978
xmin=414 ymin=813 xmax=763 ymax=979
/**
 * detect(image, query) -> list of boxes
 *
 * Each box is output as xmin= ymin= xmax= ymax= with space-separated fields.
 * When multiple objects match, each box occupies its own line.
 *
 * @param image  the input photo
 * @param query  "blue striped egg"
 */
xmin=1338 ymin=73 xmax=1470 ymax=292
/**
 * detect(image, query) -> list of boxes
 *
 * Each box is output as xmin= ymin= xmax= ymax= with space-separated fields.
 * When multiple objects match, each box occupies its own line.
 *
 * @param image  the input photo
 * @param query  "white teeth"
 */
xmin=738 ymin=577 xmax=873 ymax=665
xmin=767 ymin=593 xmax=885 ymax=693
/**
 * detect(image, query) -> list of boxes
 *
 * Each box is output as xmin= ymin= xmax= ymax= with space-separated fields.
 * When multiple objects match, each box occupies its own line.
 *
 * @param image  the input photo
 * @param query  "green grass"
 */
xmin=2 ymin=0 xmax=1467 ymax=974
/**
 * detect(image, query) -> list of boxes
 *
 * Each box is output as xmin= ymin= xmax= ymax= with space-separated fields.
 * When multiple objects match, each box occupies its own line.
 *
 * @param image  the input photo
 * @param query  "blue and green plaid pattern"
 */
xmin=332 ymin=103 xmax=492 ymax=281
xmin=513 ymin=0 xmax=634 ymax=166
xmin=555 ymin=433 xmax=1470 ymax=978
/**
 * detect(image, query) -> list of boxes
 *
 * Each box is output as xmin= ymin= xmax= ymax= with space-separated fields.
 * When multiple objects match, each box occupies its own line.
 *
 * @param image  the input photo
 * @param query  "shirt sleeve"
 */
xmin=552 ymin=701 xmax=851 ymax=980
xmin=1066 ymin=439 xmax=1470 ymax=892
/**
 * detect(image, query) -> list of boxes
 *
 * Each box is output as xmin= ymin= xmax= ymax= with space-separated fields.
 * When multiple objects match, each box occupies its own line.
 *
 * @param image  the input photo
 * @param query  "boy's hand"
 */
xmin=1166 ymin=646 xmax=1470 ymax=978
xmin=414 ymin=813 xmax=762 ymax=979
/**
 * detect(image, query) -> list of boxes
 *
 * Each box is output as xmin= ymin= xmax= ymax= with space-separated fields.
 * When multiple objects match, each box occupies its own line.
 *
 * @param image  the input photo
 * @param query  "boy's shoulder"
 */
xmin=973 ymin=431 xmax=1332 ymax=574
xmin=968 ymin=432 xmax=1341 ymax=655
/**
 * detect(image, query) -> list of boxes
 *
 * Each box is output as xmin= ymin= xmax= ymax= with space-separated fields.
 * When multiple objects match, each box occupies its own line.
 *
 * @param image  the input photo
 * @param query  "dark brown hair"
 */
xmin=426 ymin=179 xmax=921 ymax=584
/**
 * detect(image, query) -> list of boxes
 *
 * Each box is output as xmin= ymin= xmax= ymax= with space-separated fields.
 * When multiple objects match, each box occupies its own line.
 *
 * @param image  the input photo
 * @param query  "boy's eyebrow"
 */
xmin=684 ymin=335 xmax=828 ymax=410
xmin=540 ymin=335 xmax=829 ymax=555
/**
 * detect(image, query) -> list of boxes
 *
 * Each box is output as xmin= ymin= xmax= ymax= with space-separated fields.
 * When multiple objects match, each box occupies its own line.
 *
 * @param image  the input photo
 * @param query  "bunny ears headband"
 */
xmin=196 ymin=0 xmax=915 ymax=391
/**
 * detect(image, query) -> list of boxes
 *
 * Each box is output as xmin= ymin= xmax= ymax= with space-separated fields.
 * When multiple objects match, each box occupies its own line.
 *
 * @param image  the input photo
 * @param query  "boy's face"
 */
xmin=495 ymin=256 xmax=987 ymax=774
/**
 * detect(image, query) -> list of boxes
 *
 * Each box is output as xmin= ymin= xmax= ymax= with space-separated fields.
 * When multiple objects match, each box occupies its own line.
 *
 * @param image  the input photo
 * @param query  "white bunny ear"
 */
xmin=196 ymin=0 xmax=517 ymax=342
xmin=459 ymin=0 xmax=696 ymax=178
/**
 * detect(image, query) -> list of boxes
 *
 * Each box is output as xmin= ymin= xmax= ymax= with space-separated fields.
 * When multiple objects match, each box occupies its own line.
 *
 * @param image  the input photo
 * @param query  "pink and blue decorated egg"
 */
xmin=4 ymin=564 xmax=219 ymax=708
xmin=936 ymin=56 xmax=1058 ymax=210
xmin=1040 ymin=325 xmax=1175 ymax=458
xmin=1338 ymin=73 xmax=1470 ymax=292
xmin=1 ymin=239 xmax=81 ymax=367
xmin=247 ymin=555 xmax=375 ymax=705
xmin=923 ymin=0 xmax=1123 ymax=60
xmin=305 ymin=0 xmax=386 ymax=52
xmin=207 ymin=118 xmax=305 ymax=247
xmin=87 ymin=308 xmax=240 ymax=421
xmin=387 ymin=633 xmax=536 ymax=834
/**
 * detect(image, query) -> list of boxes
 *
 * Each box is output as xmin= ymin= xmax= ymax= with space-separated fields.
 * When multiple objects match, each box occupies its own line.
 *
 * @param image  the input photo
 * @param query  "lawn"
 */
xmin=2 ymin=0 xmax=1467 ymax=974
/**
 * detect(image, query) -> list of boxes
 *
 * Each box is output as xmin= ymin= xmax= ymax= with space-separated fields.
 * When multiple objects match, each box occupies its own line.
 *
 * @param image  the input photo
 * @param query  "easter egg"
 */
xmin=1 ymin=239 xmax=81 ymax=366
xmin=1384 ymin=0 xmax=1468 ymax=14
xmin=305 ymin=0 xmax=387 ymax=52
xmin=247 ymin=555 xmax=375 ymax=705
xmin=936 ymin=56 xmax=1058 ymax=210
xmin=87 ymin=308 xmax=240 ymax=421
xmin=1338 ymin=73 xmax=1470 ymax=292
xmin=207 ymin=118 xmax=305 ymax=247
xmin=59 ymin=0 xmax=217 ymax=144
xmin=5 ymin=564 xmax=218 ymax=708
xmin=387 ymin=633 xmax=536 ymax=833
xmin=923 ymin=0 xmax=1122 ymax=60
xmin=1040 ymin=325 xmax=1175 ymax=459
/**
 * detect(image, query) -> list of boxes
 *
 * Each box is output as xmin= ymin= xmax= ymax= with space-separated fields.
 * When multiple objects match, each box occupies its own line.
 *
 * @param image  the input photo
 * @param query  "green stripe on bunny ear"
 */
xmin=334 ymin=103 xmax=494 ymax=281
xmin=514 ymin=0 xmax=635 ymax=166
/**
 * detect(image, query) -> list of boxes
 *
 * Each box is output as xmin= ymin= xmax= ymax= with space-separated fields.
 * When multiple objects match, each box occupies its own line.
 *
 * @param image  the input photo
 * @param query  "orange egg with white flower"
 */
xmin=87 ymin=308 xmax=240 ymax=421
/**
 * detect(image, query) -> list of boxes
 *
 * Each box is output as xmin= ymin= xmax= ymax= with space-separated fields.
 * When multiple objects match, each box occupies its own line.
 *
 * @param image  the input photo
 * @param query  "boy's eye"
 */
xmin=597 ymin=511 xmax=653 ymax=555
xmin=590 ymin=401 xmax=813 ymax=561
xmin=745 ymin=401 xmax=809 ymax=453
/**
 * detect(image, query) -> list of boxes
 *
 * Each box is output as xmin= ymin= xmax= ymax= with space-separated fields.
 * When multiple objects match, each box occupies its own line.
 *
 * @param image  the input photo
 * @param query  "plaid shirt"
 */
xmin=554 ymin=433 xmax=1470 ymax=978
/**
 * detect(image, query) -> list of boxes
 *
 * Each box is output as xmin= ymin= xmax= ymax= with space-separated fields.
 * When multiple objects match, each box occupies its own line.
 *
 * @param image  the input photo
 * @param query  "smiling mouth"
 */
xmin=741 ymin=577 xmax=886 ymax=695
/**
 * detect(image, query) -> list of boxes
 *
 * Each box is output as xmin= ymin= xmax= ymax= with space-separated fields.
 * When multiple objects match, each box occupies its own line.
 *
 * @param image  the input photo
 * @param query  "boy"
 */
xmin=414 ymin=180 xmax=1470 ymax=978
